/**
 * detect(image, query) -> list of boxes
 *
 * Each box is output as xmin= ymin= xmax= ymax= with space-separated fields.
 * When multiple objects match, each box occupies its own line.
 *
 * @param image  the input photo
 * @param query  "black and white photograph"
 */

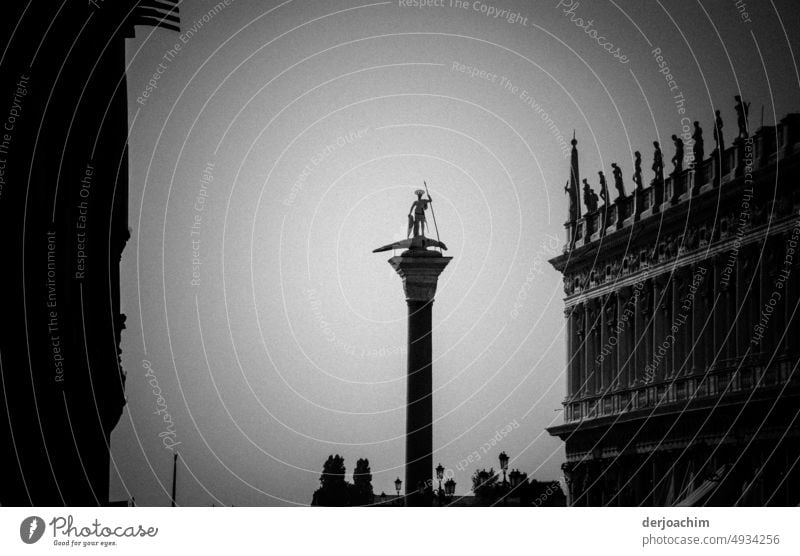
xmin=1 ymin=0 xmax=799 ymax=553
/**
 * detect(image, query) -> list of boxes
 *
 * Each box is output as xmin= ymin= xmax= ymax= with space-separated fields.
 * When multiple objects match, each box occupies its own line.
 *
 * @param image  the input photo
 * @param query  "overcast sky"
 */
xmin=111 ymin=0 xmax=800 ymax=506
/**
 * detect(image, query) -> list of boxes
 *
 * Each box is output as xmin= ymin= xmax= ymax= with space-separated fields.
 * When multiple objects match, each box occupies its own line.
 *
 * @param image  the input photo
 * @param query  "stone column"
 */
xmin=715 ymin=257 xmax=730 ymax=362
xmin=736 ymin=253 xmax=753 ymax=358
xmin=389 ymin=251 xmax=451 ymax=506
xmin=576 ymin=305 xmax=586 ymax=396
xmin=586 ymin=301 xmax=599 ymax=395
xmin=653 ymin=278 xmax=672 ymax=381
xmin=759 ymin=241 xmax=779 ymax=354
xmin=566 ymin=307 xmax=576 ymax=396
xmin=601 ymin=294 xmax=617 ymax=391
xmin=620 ymin=285 xmax=637 ymax=387
xmin=599 ymin=297 xmax=608 ymax=392
xmin=635 ymin=280 xmax=653 ymax=385
xmin=673 ymin=270 xmax=688 ymax=375
xmin=615 ymin=291 xmax=628 ymax=389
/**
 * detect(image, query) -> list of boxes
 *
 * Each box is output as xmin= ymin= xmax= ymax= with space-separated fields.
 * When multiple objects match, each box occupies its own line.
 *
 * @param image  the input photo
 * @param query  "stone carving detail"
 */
xmin=561 ymin=193 xmax=789 ymax=296
xmin=582 ymin=179 xmax=599 ymax=213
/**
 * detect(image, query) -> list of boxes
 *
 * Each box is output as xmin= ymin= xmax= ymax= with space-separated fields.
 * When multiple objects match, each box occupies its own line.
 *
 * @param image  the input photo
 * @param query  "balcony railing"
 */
xmin=562 ymin=355 xmax=797 ymax=424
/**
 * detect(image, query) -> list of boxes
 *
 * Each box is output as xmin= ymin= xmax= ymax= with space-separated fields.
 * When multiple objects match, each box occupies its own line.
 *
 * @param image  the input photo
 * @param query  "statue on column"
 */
xmin=582 ymin=179 xmax=599 ymax=212
xmin=692 ymin=121 xmax=704 ymax=166
xmin=408 ymin=189 xmax=431 ymax=238
xmin=598 ymin=171 xmax=609 ymax=207
xmin=735 ymin=95 xmax=750 ymax=139
xmin=373 ymin=188 xmax=447 ymax=253
xmin=713 ymin=109 xmax=724 ymax=153
xmin=633 ymin=151 xmax=643 ymax=191
xmin=611 ymin=163 xmax=625 ymax=199
xmin=671 ymin=135 xmax=684 ymax=174
xmin=652 ymin=141 xmax=664 ymax=183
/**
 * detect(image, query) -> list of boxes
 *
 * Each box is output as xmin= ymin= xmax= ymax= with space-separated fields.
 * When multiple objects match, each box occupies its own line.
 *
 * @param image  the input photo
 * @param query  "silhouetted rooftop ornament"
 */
xmin=373 ymin=186 xmax=447 ymax=255
xmin=671 ymin=134 xmax=684 ymax=174
xmin=735 ymin=95 xmax=750 ymax=139
xmin=714 ymin=109 xmax=724 ymax=152
xmin=652 ymin=141 xmax=664 ymax=184
xmin=564 ymin=180 xmax=578 ymax=220
xmin=611 ymin=163 xmax=625 ymax=199
xmin=692 ymin=121 xmax=704 ymax=167
xmin=633 ymin=151 xmax=643 ymax=191
xmin=582 ymin=179 xmax=599 ymax=213
xmin=565 ymin=130 xmax=581 ymax=224
xmin=598 ymin=171 xmax=609 ymax=207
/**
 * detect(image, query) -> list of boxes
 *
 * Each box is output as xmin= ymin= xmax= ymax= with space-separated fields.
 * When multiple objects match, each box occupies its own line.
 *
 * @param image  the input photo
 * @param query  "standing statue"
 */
xmin=633 ymin=151 xmax=643 ymax=191
xmin=564 ymin=180 xmax=578 ymax=221
xmin=408 ymin=189 xmax=431 ymax=238
xmin=735 ymin=95 xmax=750 ymax=139
xmin=713 ymin=109 xmax=724 ymax=153
xmin=692 ymin=121 xmax=704 ymax=167
xmin=611 ymin=163 xmax=625 ymax=200
xmin=582 ymin=179 xmax=599 ymax=212
xmin=373 ymin=188 xmax=447 ymax=253
xmin=671 ymin=134 xmax=684 ymax=174
xmin=598 ymin=171 xmax=609 ymax=207
xmin=652 ymin=141 xmax=664 ymax=183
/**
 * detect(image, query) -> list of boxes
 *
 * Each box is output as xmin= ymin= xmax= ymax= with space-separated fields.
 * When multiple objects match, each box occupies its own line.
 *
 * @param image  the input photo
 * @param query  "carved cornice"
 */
xmin=562 ymin=215 xmax=799 ymax=307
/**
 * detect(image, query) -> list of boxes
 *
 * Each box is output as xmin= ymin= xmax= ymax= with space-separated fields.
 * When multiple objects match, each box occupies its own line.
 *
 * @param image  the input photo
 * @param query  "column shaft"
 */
xmin=406 ymin=299 xmax=433 ymax=507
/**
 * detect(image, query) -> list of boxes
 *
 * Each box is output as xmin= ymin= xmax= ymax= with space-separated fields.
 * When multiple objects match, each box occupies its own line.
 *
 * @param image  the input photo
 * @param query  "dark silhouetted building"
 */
xmin=0 ymin=1 xmax=178 ymax=506
xmin=548 ymin=114 xmax=800 ymax=506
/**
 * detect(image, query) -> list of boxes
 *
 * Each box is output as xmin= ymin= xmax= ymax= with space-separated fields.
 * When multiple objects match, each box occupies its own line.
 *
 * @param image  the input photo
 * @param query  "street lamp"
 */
xmin=435 ymin=463 xmax=444 ymax=492
xmin=498 ymin=451 xmax=509 ymax=484
xmin=394 ymin=477 xmax=402 ymax=505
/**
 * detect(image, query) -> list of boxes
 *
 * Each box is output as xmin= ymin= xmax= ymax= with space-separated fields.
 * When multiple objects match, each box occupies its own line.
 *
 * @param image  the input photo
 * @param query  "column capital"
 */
xmin=389 ymin=254 xmax=452 ymax=302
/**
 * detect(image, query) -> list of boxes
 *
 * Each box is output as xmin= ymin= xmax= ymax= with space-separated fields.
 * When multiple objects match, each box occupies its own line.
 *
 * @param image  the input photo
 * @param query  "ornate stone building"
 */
xmin=548 ymin=113 xmax=800 ymax=506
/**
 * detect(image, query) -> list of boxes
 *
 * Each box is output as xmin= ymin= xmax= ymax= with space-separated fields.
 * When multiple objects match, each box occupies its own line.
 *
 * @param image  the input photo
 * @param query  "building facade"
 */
xmin=548 ymin=114 xmax=800 ymax=506
xmin=0 ymin=1 xmax=178 ymax=506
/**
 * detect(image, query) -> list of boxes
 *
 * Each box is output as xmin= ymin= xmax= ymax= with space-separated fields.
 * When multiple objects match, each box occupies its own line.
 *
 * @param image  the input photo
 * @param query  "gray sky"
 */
xmin=111 ymin=0 xmax=800 ymax=505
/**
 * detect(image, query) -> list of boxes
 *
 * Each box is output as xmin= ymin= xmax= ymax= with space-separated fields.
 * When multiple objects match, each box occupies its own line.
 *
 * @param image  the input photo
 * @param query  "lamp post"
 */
xmin=395 ymin=477 xmax=402 ymax=505
xmin=498 ymin=452 xmax=510 ymax=505
xmin=435 ymin=463 xmax=444 ymax=492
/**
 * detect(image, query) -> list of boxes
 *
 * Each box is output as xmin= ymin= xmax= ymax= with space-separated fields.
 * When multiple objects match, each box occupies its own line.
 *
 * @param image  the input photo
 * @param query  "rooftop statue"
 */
xmin=713 ymin=110 xmax=724 ymax=152
xmin=611 ymin=163 xmax=625 ymax=199
xmin=692 ymin=121 xmax=704 ymax=167
xmin=582 ymin=179 xmax=599 ymax=213
xmin=564 ymin=180 xmax=578 ymax=221
xmin=598 ymin=171 xmax=609 ymax=207
xmin=735 ymin=95 xmax=750 ymax=139
xmin=633 ymin=151 xmax=643 ymax=191
xmin=671 ymin=134 xmax=684 ymax=174
xmin=373 ymin=187 xmax=447 ymax=254
xmin=652 ymin=141 xmax=664 ymax=183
